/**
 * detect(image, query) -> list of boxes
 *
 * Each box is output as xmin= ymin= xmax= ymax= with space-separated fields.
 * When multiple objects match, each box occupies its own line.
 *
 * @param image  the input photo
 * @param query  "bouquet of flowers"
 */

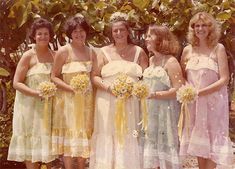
xmin=176 ymin=84 xmax=197 ymax=141
xmin=132 ymin=82 xmax=149 ymax=99
xmin=70 ymin=73 xmax=90 ymax=93
xmin=176 ymin=84 xmax=197 ymax=104
xmin=38 ymin=81 xmax=57 ymax=133
xmin=111 ymin=73 xmax=134 ymax=144
xmin=38 ymin=81 xmax=57 ymax=98
xmin=111 ymin=73 xmax=133 ymax=99
xmin=132 ymin=81 xmax=149 ymax=132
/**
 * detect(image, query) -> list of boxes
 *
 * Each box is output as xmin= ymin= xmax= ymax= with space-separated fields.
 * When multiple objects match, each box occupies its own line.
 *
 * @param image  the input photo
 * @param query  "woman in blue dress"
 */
xmin=143 ymin=24 xmax=184 ymax=169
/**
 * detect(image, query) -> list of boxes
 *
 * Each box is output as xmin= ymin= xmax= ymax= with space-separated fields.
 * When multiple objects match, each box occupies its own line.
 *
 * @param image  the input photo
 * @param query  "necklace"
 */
xmin=115 ymin=44 xmax=129 ymax=57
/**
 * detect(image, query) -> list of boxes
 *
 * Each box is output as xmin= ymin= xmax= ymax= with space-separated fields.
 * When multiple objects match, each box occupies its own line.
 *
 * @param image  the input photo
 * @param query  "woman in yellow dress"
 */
xmin=51 ymin=14 xmax=95 ymax=169
xmin=7 ymin=18 xmax=56 ymax=169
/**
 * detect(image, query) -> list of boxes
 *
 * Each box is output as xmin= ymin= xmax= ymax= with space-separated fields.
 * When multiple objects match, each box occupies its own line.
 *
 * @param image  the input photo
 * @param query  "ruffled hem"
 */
xmin=52 ymin=128 xmax=90 ymax=158
xmin=180 ymin=134 xmax=234 ymax=166
xmin=8 ymin=135 xmax=56 ymax=163
xmin=89 ymin=133 xmax=142 ymax=169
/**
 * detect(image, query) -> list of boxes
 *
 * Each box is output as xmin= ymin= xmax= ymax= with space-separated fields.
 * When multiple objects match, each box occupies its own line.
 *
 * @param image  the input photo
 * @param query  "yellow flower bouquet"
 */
xmin=38 ymin=81 xmax=57 ymax=132
xmin=111 ymin=73 xmax=133 ymax=99
xmin=176 ymin=84 xmax=197 ymax=141
xmin=70 ymin=73 xmax=90 ymax=134
xmin=111 ymin=73 xmax=134 ymax=144
xmin=70 ymin=73 xmax=90 ymax=93
xmin=132 ymin=81 xmax=149 ymax=132
xmin=38 ymin=81 xmax=57 ymax=98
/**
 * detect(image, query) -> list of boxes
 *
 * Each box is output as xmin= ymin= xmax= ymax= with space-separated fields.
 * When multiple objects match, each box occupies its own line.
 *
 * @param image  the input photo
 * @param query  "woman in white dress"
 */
xmin=7 ymin=18 xmax=55 ymax=169
xmin=89 ymin=12 xmax=148 ymax=169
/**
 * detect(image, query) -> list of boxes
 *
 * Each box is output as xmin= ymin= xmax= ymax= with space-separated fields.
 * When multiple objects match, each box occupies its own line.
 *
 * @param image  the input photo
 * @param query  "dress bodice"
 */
xmin=26 ymin=62 xmax=52 ymax=77
xmin=186 ymin=45 xmax=219 ymax=73
xmin=101 ymin=60 xmax=142 ymax=78
xmin=100 ymin=46 xmax=143 ymax=79
xmin=143 ymin=65 xmax=171 ymax=91
xmin=61 ymin=44 xmax=92 ymax=84
xmin=186 ymin=56 xmax=218 ymax=73
xmin=62 ymin=61 xmax=92 ymax=74
xmin=25 ymin=62 xmax=52 ymax=89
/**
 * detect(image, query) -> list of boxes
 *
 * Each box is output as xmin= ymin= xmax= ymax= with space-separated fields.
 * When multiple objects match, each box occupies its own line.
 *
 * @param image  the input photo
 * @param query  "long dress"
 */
xmin=52 ymin=44 xmax=94 ymax=158
xmin=89 ymin=46 xmax=143 ymax=169
xmin=8 ymin=60 xmax=55 ymax=163
xmin=179 ymin=45 xmax=234 ymax=168
xmin=142 ymin=64 xmax=180 ymax=169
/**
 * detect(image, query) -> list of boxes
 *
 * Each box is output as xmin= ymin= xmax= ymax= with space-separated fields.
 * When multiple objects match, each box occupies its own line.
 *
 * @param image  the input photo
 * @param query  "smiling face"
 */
xmin=71 ymin=25 xmax=86 ymax=44
xmin=34 ymin=27 xmax=50 ymax=46
xmin=194 ymin=20 xmax=210 ymax=41
xmin=111 ymin=21 xmax=129 ymax=44
xmin=145 ymin=29 xmax=157 ymax=52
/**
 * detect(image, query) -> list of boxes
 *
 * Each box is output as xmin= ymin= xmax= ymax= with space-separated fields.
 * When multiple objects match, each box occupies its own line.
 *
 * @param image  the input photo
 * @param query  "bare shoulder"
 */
xmin=182 ymin=45 xmax=191 ymax=55
xmin=56 ymin=45 xmax=69 ymax=58
xmin=216 ymin=43 xmax=225 ymax=51
xmin=166 ymin=56 xmax=180 ymax=66
xmin=20 ymin=49 xmax=34 ymax=62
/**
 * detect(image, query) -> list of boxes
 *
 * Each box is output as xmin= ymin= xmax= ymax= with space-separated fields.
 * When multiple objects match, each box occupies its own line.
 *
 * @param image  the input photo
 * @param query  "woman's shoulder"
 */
xmin=21 ymin=49 xmax=35 ymax=61
xmin=165 ymin=55 xmax=180 ymax=67
xmin=56 ymin=44 xmax=70 ymax=57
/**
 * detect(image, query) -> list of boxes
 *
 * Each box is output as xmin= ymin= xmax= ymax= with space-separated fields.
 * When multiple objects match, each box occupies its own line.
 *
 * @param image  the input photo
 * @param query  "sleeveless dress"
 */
xmin=8 ymin=60 xmax=55 ymax=163
xmin=142 ymin=63 xmax=180 ymax=169
xmin=89 ymin=47 xmax=143 ymax=169
xmin=179 ymin=45 xmax=234 ymax=168
xmin=52 ymin=44 xmax=94 ymax=158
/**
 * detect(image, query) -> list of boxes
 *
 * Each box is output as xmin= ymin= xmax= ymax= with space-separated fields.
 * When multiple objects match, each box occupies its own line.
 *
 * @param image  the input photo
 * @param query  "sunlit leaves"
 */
xmin=133 ymin=0 xmax=150 ymax=11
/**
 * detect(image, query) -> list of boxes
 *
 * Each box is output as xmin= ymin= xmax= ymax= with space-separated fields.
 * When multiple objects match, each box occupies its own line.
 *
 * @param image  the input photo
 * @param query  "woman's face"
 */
xmin=112 ymin=21 xmax=129 ymax=44
xmin=194 ymin=20 xmax=209 ymax=40
xmin=145 ymin=29 xmax=157 ymax=52
xmin=34 ymin=27 xmax=50 ymax=46
xmin=71 ymin=25 xmax=86 ymax=44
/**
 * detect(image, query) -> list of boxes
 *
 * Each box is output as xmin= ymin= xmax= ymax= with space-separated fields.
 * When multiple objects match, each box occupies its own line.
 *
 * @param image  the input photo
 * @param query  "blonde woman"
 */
xmin=180 ymin=12 xmax=233 ymax=169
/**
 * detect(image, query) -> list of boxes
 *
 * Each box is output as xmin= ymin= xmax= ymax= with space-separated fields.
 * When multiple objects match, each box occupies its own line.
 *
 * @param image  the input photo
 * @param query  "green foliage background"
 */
xmin=0 ymin=0 xmax=234 ymax=167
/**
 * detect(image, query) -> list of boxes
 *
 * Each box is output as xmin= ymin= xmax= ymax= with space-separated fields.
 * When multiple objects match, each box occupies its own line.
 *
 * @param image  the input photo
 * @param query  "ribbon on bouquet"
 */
xmin=178 ymin=102 xmax=190 ymax=141
xmin=74 ymin=92 xmax=85 ymax=136
xmin=115 ymin=98 xmax=127 ymax=145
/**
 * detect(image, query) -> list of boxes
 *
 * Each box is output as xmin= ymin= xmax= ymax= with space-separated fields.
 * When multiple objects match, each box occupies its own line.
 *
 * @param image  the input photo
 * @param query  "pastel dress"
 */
xmin=179 ymin=45 xmax=234 ymax=168
xmin=7 ymin=60 xmax=55 ymax=163
xmin=89 ymin=47 xmax=143 ymax=169
xmin=142 ymin=63 xmax=180 ymax=169
xmin=52 ymin=45 xmax=94 ymax=158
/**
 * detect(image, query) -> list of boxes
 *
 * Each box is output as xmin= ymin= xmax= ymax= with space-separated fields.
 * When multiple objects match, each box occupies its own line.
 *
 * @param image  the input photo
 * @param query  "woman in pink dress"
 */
xmin=180 ymin=12 xmax=233 ymax=169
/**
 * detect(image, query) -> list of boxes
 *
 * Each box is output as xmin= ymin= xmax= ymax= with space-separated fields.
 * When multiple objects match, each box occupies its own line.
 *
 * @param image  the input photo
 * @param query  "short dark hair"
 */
xmin=64 ymin=15 xmax=89 ymax=39
xmin=29 ymin=18 xmax=54 ymax=43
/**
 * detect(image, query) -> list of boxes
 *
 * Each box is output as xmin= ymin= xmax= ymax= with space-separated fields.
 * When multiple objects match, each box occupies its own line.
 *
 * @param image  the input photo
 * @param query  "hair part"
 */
xmin=64 ymin=15 xmax=89 ymax=39
xmin=29 ymin=18 xmax=54 ymax=43
xmin=187 ymin=12 xmax=221 ymax=47
xmin=147 ymin=24 xmax=180 ymax=56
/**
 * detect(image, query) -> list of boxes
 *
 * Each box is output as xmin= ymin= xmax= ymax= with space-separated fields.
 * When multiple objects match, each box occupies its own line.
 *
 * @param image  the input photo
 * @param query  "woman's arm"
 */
xmin=198 ymin=43 xmax=230 ymax=96
xmin=13 ymin=50 xmax=40 ymax=97
xmin=149 ymin=57 xmax=185 ymax=99
xmin=91 ymin=49 xmax=111 ymax=92
xmin=180 ymin=45 xmax=190 ymax=78
xmin=51 ymin=46 xmax=74 ymax=93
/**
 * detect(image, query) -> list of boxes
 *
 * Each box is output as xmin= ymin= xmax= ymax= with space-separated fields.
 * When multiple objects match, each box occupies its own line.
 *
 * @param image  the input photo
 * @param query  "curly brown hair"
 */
xmin=29 ymin=18 xmax=54 ymax=43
